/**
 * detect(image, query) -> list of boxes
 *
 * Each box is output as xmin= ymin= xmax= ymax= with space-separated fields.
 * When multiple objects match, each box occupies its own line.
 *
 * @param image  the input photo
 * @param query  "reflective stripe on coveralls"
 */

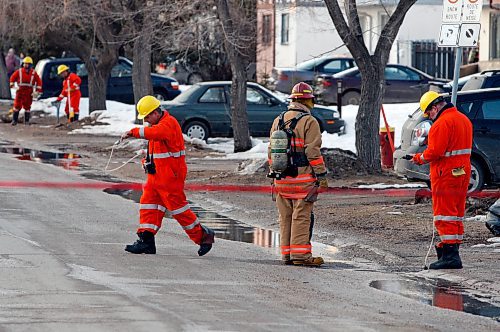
xmin=444 ymin=149 xmax=471 ymax=157
xmin=140 ymin=203 xmax=167 ymax=212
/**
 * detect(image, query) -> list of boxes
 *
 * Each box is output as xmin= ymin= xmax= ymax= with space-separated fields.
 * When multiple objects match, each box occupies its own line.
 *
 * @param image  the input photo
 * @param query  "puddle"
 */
xmin=0 ymin=146 xmax=81 ymax=170
xmin=103 ymin=188 xmax=280 ymax=248
xmin=370 ymin=278 xmax=500 ymax=321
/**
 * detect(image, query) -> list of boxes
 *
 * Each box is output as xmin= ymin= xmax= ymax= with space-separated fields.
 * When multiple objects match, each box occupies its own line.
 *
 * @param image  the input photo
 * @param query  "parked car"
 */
xmin=314 ymin=64 xmax=449 ymax=105
xmin=393 ymin=88 xmax=500 ymax=192
xmin=162 ymin=82 xmax=346 ymax=140
xmin=268 ymin=56 xmax=355 ymax=94
xmin=435 ymin=70 xmax=500 ymax=93
xmin=35 ymin=57 xmax=181 ymax=104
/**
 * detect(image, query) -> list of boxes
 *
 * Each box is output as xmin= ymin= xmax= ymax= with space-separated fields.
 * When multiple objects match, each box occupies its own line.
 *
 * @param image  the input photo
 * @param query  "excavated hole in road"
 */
xmin=0 ymin=145 xmax=82 ymax=170
xmin=370 ymin=278 xmax=500 ymax=321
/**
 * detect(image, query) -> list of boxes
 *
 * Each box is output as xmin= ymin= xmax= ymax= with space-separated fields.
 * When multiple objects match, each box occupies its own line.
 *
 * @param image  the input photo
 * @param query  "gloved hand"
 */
xmin=317 ymin=176 xmax=328 ymax=190
xmin=32 ymin=91 xmax=40 ymax=100
xmin=121 ymin=130 xmax=133 ymax=140
xmin=412 ymin=153 xmax=424 ymax=165
xmin=51 ymin=100 xmax=61 ymax=108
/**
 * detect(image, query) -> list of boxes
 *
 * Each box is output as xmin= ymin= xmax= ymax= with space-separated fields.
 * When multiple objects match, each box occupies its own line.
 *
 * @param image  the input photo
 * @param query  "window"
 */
xmin=480 ymin=99 xmax=500 ymax=120
xmin=323 ymin=60 xmax=348 ymax=74
xmin=199 ymin=87 xmax=226 ymax=103
xmin=246 ymin=88 xmax=267 ymax=104
xmin=110 ymin=63 xmax=132 ymax=78
xmin=457 ymin=101 xmax=474 ymax=115
xmin=281 ymin=13 xmax=289 ymax=45
xmin=490 ymin=13 xmax=500 ymax=59
xmin=48 ymin=65 xmax=59 ymax=80
xmin=262 ymin=14 xmax=272 ymax=45
xmin=384 ymin=67 xmax=412 ymax=80
xmin=76 ymin=63 xmax=88 ymax=78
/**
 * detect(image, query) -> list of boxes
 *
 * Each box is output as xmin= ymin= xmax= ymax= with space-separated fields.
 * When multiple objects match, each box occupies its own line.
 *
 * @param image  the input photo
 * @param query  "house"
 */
xmin=256 ymin=0 xmax=499 ymax=82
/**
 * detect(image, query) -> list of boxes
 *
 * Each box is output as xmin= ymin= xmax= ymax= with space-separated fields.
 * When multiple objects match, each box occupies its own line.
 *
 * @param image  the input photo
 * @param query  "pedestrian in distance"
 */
xmin=121 ymin=95 xmax=215 ymax=256
xmin=5 ymin=48 xmax=21 ymax=77
xmin=412 ymin=91 xmax=473 ymax=269
xmin=268 ymin=82 xmax=328 ymax=267
xmin=51 ymin=65 xmax=81 ymax=123
xmin=9 ymin=56 xmax=42 ymax=126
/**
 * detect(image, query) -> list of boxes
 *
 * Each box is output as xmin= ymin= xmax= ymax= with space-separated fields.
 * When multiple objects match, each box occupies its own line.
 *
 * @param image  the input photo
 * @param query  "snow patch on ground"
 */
xmin=357 ymin=183 xmax=427 ymax=189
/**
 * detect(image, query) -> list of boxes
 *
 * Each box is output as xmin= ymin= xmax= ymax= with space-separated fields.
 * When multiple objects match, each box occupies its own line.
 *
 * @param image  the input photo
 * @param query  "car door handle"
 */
xmin=475 ymin=127 xmax=490 ymax=134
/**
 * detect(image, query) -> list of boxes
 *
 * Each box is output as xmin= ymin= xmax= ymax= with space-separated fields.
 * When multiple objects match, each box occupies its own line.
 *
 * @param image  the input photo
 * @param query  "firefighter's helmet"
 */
xmin=57 ymin=65 xmax=70 ymax=75
xmin=137 ymin=95 xmax=161 ymax=119
xmin=289 ymin=82 xmax=315 ymax=99
xmin=22 ymin=56 xmax=33 ymax=64
xmin=420 ymin=91 xmax=444 ymax=113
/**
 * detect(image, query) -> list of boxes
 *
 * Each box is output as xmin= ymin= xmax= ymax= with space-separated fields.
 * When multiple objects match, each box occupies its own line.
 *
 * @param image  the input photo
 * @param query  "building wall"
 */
xmin=275 ymin=5 xmax=298 ymax=67
xmin=256 ymin=0 xmax=275 ymax=83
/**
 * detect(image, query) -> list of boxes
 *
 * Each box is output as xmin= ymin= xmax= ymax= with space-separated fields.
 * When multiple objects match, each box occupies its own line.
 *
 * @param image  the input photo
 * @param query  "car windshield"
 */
xmin=296 ymin=58 xmax=323 ymax=70
xmin=255 ymin=84 xmax=287 ymax=103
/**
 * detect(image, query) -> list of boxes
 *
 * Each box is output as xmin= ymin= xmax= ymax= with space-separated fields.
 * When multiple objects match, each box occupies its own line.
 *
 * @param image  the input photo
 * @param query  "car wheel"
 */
xmin=342 ymin=91 xmax=360 ymax=105
xmin=468 ymin=159 xmax=485 ymax=193
xmin=153 ymin=90 xmax=169 ymax=101
xmin=184 ymin=121 xmax=209 ymax=141
xmin=187 ymin=73 xmax=203 ymax=85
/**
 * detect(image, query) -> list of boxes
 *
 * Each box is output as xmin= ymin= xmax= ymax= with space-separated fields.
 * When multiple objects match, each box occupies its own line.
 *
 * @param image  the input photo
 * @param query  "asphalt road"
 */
xmin=0 ymin=152 xmax=499 ymax=331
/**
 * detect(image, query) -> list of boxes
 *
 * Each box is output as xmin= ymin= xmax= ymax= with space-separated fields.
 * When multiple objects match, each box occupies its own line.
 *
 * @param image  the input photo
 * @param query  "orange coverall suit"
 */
xmin=413 ymin=104 xmax=473 ymax=247
xmin=9 ymin=68 xmax=42 ymax=112
xmin=268 ymin=102 xmax=327 ymax=261
xmin=56 ymin=73 xmax=81 ymax=118
xmin=129 ymin=111 xmax=204 ymax=244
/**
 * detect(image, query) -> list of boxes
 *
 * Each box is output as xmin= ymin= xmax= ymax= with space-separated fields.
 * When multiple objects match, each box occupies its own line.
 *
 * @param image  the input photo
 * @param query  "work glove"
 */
xmin=51 ymin=100 xmax=61 ymax=108
xmin=412 ymin=153 xmax=424 ymax=165
xmin=32 ymin=91 xmax=40 ymax=100
xmin=317 ymin=175 xmax=328 ymax=192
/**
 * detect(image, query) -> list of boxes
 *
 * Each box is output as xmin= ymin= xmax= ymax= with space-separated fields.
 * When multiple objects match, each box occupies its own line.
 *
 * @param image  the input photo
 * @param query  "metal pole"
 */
xmin=336 ymin=79 xmax=342 ymax=118
xmin=451 ymin=46 xmax=462 ymax=105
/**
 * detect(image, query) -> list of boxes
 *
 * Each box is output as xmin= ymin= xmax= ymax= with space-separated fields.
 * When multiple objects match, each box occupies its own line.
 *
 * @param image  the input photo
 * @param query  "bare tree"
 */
xmin=215 ymin=0 xmax=256 ymax=152
xmin=324 ymin=0 xmax=417 ymax=170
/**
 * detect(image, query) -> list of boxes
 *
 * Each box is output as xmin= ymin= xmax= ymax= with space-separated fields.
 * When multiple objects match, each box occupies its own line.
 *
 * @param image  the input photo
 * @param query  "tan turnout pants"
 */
xmin=276 ymin=194 xmax=314 ymax=261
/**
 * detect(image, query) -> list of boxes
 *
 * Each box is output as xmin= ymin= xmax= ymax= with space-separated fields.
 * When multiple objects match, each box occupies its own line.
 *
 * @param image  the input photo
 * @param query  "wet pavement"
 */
xmin=371 ymin=278 xmax=500 ymax=321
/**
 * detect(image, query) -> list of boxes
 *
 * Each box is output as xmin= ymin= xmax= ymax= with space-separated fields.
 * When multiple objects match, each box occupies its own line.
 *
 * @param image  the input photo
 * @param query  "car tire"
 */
xmin=468 ymin=159 xmax=485 ymax=193
xmin=184 ymin=121 xmax=209 ymax=141
xmin=187 ymin=73 xmax=203 ymax=85
xmin=153 ymin=89 xmax=169 ymax=101
xmin=342 ymin=91 xmax=361 ymax=105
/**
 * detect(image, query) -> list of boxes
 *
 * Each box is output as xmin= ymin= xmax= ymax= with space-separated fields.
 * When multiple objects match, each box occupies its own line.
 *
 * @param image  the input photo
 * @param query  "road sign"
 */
xmin=458 ymin=23 xmax=481 ymax=46
xmin=442 ymin=0 xmax=464 ymax=23
xmin=462 ymin=0 xmax=483 ymax=22
xmin=439 ymin=24 xmax=460 ymax=46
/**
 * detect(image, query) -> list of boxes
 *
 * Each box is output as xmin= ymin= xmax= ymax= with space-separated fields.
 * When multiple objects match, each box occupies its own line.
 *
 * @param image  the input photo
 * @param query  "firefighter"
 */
xmin=412 ymin=91 xmax=473 ymax=269
xmin=121 ymin=95 xmax=215 ymax=256
xmin=52 ymin=65 xmax=81 ymax=122
xmin=268 ymin=82 xmax=328 ymax=267
xmin=9 ymin=56 xmax=42 ymax=125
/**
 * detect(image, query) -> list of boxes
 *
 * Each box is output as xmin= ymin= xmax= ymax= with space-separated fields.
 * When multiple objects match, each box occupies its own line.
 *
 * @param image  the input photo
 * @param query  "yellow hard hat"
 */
xmin=137 ymin=95 xmax=161 ymax=119
xmin=57 ymin=64 xmax=70 ymax=75
xmin=419 ymin=91 xmax=444 ymax=113
xmin=22 ymin=56 xmax=33 ymax=64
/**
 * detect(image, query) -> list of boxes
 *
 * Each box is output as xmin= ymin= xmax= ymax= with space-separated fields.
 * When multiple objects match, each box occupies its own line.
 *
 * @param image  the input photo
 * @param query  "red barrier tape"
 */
xmin=0 ymin=181 xmax=498 ymax=198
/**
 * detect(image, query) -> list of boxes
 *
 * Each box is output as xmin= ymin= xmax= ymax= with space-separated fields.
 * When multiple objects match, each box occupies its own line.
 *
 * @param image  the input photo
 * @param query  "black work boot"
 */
xmin=125 ymin=231 xmax=156 ymax=254
xmin=24 ymin=112 xmax=30 ymax=125
xmin=11 ymin=111 xmax=19 ymax=126
xmin=429 ymin=244 xmax=462 ymax=269
xmin=198 ymin=225 xmax=215 ymax=256
xmin=435 ymin=245 xmax=443 ymax=260
xmin=73 ymin=113 xmax=79 ymax=121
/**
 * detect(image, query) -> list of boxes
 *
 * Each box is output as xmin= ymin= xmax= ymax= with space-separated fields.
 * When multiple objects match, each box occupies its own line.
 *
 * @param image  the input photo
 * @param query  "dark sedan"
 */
xmin=314 ymin=64 xmax=449 ymax=105
xmin=162 ymin=82 xmax=346 ymax=140
xmin=268 ymin=57 xmax=355 ymax=93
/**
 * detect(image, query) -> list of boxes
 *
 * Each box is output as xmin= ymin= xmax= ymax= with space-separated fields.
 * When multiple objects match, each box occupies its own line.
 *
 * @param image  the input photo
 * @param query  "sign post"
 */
xmin=439 ymin=0 xmax=483 ymax=104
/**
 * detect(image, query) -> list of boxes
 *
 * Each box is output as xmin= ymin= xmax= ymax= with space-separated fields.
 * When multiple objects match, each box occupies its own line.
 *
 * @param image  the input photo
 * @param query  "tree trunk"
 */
xmin=132 ymin=33 xmax=153 ymax=122
xmin=230 ymin=61 xmax=252 ymax=152
xmin=0 ymin=52 xmax=12 ymax=99
xmin=84 ymin=56 xmax=116 ymax=113
xmin=356 ymin=63 xmax=385 ymax=171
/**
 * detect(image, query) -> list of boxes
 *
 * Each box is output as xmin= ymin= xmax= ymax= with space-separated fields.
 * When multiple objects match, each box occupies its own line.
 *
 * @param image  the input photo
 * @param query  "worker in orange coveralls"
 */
xmin=9 ymin=56 xmax=42 ymax=125
xmin=121 ymin=95 xmax=215 ymax=256
xmin=52 ymin=65 xmax=81 ymax=122
xmin=412 ymin=91 xmax=472 ymax=269
xmin=268 ymin=82 xmax=328 ymax=267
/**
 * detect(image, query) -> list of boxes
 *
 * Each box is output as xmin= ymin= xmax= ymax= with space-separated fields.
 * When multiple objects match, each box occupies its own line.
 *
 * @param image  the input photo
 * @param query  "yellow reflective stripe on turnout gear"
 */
xmin=153 ymin=150 xmax=186 ymax=158
xmin=433 ymin=215 xmax=464 ymax=221
xmin=140 ymin=203 xmax=167 ymax=212
xmin=170 ymin=204 xmax=190 ymax=215
xmin=444 ymin=149 xmax=471 ymax=157
xmin=182 ymin=218 xmax=200 ymax=230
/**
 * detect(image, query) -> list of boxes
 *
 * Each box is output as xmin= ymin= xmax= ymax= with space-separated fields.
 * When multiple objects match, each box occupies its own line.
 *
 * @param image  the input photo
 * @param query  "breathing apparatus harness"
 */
xmin=268 ymin=110 xmax=310 ymax=180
